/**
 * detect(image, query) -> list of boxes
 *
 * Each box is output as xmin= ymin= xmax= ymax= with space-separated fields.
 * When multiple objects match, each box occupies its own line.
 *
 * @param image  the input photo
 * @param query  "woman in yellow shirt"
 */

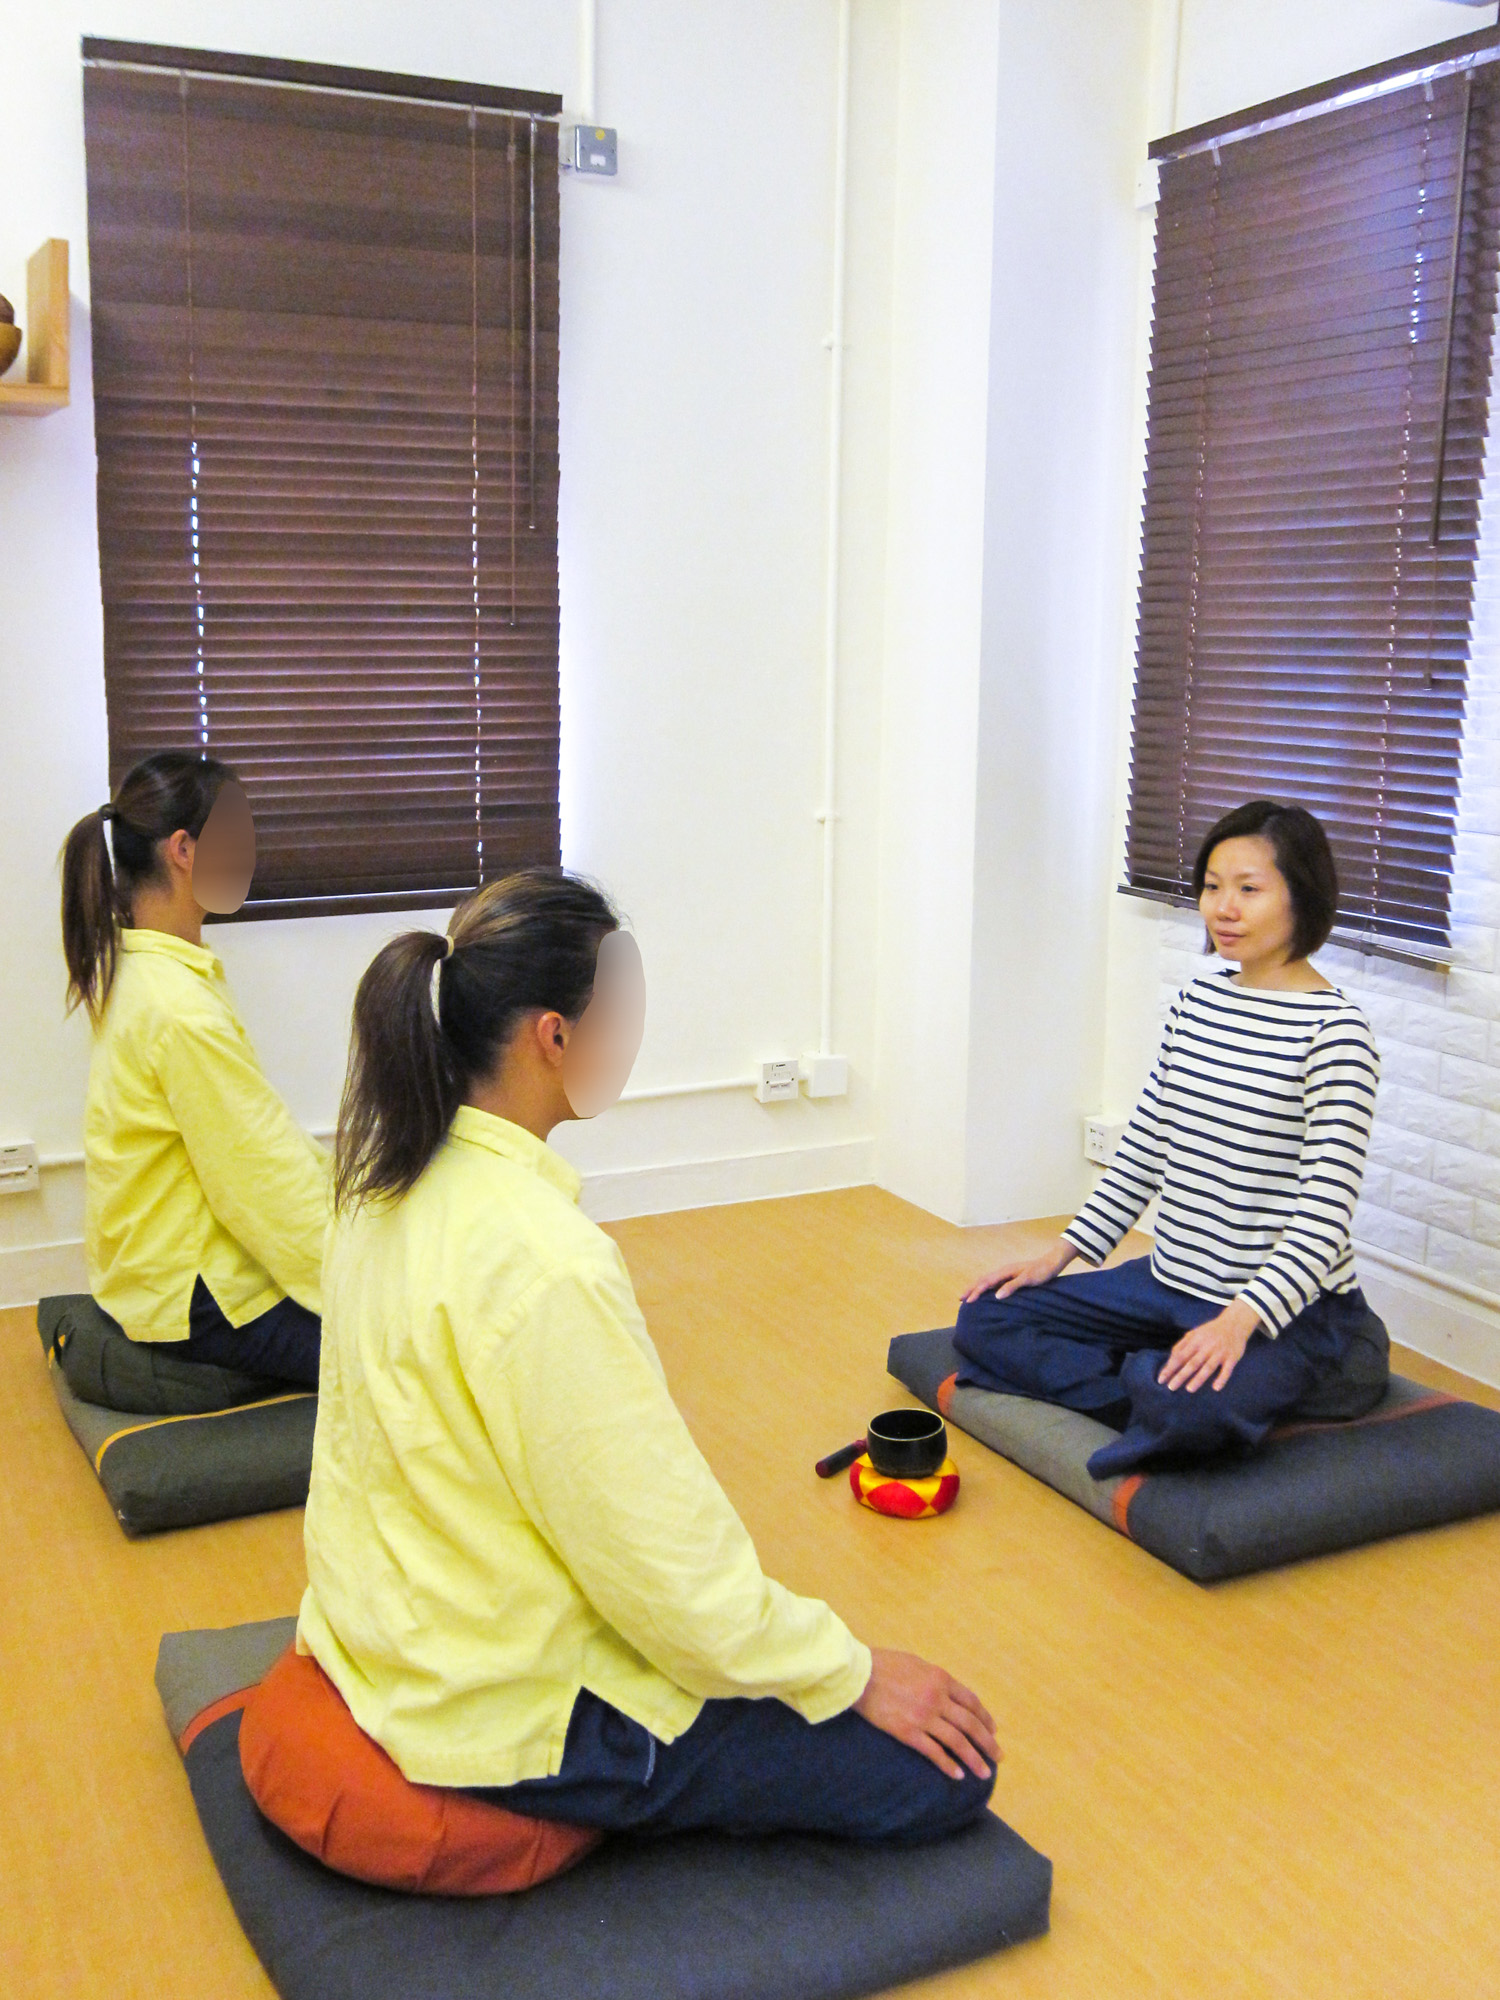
xmin=60 ymin=752 xmax=328 ymax=1385
xmin=298 ymin=867 xmax=999 ymax=1841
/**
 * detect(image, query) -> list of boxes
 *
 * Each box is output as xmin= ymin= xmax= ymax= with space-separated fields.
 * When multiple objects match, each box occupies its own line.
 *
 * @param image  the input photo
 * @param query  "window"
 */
xmin=1125 ymin=29 xmax=1500 ymax=953
xmin=82 ymin=41 xmax=562 ymax=918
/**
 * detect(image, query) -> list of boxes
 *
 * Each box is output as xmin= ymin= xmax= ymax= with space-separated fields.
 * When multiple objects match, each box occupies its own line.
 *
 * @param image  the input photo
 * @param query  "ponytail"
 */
xmin=334 ymin=931 xmax=461 ymax=1215
xmin=60 ymin=809 xmax=126 ymax=1022
xmin=335 ymin=868 xmax=618 ymax=1212
xmin=59 ymin=751 xmax=238 ymax=1022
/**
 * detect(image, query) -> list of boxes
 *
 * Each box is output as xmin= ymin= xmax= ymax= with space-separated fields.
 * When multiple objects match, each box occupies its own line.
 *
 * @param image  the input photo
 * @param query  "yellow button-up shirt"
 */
xmin=84 ymin=929 xmax=330 ymax=1343
xmin=298 ymin=1105 xmax=871 ymax=1789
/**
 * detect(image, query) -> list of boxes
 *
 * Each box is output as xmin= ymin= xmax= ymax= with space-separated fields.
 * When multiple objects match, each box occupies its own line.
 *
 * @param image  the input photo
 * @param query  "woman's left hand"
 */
xmin=1157 ymin=1300 xmax=1260 ymax=1393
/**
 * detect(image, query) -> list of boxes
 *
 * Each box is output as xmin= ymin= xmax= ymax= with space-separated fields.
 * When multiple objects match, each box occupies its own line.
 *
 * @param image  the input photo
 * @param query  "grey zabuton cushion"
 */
xmin=889 ymin=1326 xmax=1500 ymax=1582
xmin=157 ymin=1620 xmax=1052 ymax=2000
xmin=37 ymin=1300 xmax=316 ymax=1537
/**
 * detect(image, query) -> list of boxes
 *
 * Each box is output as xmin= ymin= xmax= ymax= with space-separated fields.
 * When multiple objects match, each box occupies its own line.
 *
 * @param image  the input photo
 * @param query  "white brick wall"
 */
xmin=1144 ymin=465 xmax=1500 ymax=1305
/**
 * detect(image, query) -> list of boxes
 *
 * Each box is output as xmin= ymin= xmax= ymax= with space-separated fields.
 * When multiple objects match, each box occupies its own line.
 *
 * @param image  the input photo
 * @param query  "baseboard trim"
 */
xmin=0 ymin=1142 xmax=879 ymax=1305
xmin=0 ymin=1237 xmax=89 ymax=1311
xmin=1355 ymin=1242 xmax=1500 ymax=1391
xmin=579 ymin=1139 xmax=877 ymax=1224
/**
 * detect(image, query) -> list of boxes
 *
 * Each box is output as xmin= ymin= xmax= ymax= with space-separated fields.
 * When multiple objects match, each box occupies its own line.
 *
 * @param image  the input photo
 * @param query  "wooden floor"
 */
xmin=2 ymin=1186 xmax=1498 ymax=2000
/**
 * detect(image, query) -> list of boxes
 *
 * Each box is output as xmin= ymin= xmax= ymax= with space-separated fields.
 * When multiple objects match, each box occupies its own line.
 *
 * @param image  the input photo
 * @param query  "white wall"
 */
xmin=1098 ymin=0 xmax=1500 ymax=1384
xmin=963 ymin=0 xmax=1153 ymax=1223
xmin=0 ymin=0 xmax=901 ymax=1297
xmin=557 ymin=0 xmax=899 ymax=1210
xmin=1172 ymin=0 xmax=1487 ymax=135
xmin=872 ymin=0 xmax=1154 ymax=1228
xmin=869 ymin=0 xmax=1001 ymax=1224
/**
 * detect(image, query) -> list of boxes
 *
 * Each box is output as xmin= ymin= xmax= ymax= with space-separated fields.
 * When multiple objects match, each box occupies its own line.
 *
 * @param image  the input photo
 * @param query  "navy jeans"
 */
xmin=468 ymin=1686 xmax=995 ymax=1846
xmin=953 ymin=1254 xmax=1388 ymax=1480
xmin=154 ymin=1276 xmax=322 ymax=1389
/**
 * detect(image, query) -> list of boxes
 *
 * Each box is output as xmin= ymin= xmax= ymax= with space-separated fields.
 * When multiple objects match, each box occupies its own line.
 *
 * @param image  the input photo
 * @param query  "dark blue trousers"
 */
xmin=953 ymin=1255 xmax=1387 ymax=1480
xmin=469 ymin=1686 xmax=995 ymax=1846
xmin=154 ymin=1276 xmax=322 ymax=1389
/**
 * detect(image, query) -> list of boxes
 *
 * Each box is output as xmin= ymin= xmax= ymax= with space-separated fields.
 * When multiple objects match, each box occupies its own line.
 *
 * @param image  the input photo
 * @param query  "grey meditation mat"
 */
xmin=159 ymin=1621 xmax=1052 ymax=2000
xmin=37 ymin=1303 xmax=316 ymax=1537
xmin=40 ymin=1292 xmax=278 ymax=1414
xmin=889 ymin=1326 xmax=1500 ymax=1583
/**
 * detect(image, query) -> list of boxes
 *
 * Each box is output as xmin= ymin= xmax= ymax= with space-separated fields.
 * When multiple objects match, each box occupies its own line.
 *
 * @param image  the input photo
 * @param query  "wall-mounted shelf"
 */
xmin=0 ymin=241 xmax=69 ymax=415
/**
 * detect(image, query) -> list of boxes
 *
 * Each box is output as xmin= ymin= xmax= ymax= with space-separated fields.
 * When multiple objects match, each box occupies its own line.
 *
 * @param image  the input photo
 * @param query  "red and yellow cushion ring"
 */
xmin=849 ymin=1452 xmax=960 ymax=1518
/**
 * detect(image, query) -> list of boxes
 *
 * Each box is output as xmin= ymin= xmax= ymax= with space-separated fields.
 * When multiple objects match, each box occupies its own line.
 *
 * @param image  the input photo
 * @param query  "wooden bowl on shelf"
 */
xmin=0 ymin=323 xmax=21 ymax=376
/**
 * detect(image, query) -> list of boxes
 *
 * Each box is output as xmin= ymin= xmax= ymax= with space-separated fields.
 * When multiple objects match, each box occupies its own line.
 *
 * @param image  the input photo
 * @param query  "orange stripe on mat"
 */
xmin=1106 ymin=1395 xmax=1456 ymax=1534
xmin=178 ymin=1687 xmax=255 ymax=1755
xmin=93 ymin=1392 xmax=314 ymax=1473
xmin=1270 ymin=1391 xmax=1457 ymax=1443
xmin=1111 ymin=1474 xmax=1145 ymax=1537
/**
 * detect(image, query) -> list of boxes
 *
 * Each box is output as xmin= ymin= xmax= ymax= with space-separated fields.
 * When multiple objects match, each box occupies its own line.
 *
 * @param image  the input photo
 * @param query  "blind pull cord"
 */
xmin=1432 ymin=70 xmax=1476 ymax=547
xmin=1174 ymin=150 xmax=1221 ymax=892
xmin=469 ymin=105 xmax=483 ymax=884
xmin=508 ymin=119 xmax=519 ymax=629
xmin=528 ymin=116 xmax=538 ymax=530
xmin=178 ymin=71 xmax=209 ymax=750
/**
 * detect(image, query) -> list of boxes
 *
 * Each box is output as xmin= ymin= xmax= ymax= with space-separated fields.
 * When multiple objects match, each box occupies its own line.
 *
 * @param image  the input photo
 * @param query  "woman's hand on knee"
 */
xmin=1157 ymin=1301 xmax=1259 ymax=1392
xmin=963 ymin=1238 xmax=1076 ymax=1305
xmin=853 ymin=1648 xmax=1001 ymax=1780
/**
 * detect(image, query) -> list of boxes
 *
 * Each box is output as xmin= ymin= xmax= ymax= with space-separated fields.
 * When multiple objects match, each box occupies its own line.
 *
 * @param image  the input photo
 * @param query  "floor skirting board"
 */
xmin=578 ymin=1138 xmax=877 ymax=1224
xmin=0 ymin=1237 xmax=90 ymax=1309
xmin=0 ymin=1141 xmax=880 ymax=1304
xmin=1354 ymin=1245 xmax=1500 ymax=1391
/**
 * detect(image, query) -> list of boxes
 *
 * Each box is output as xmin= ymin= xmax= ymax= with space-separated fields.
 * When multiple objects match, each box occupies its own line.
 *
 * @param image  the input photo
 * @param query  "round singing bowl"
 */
xmin=0 ymin=324 xmax=21 ymax=376
xmin=865 ymin=1408 xmax=947 ymax=1480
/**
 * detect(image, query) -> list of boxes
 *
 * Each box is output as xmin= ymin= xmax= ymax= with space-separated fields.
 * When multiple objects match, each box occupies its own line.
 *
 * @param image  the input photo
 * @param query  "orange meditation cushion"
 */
xmin=848 ymin=1453 xmax=960 ymax=1518
xmin=239 ymin=1646 xmax=601 ymax=1896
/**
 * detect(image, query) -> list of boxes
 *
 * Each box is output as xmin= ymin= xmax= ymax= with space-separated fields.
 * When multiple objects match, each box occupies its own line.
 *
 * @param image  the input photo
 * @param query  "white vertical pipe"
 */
xmin=817 ymin=0 xmax=851 ymax=1058
xmin=579 ymin=0 xmax=597 ymax=122
xmin=1163 ymin=0 xmax=1184 ymax=131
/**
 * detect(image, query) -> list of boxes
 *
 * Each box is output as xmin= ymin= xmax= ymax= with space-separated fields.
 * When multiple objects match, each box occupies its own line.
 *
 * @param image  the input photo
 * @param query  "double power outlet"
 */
xmin=1083 ymin=1117 xmax=1126 ymax=1166
xmin=0 ymin=1142 xmax=40 ymax=1194
xmin=756 ymin=1056 xmax=850 ymax=1105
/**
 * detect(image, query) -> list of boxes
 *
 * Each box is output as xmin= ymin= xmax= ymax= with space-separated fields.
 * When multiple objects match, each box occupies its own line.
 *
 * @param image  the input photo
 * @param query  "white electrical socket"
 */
xmin=1083 ymin=1117 xmax=1126 ymax=1166
xmin=0 ymin=1142 xmax=40 ymax=1194
xmin=756 ymin=1059 xmax=800 ymax=1105
xmin=801 ymin=1055 xmax=849 ymax=1099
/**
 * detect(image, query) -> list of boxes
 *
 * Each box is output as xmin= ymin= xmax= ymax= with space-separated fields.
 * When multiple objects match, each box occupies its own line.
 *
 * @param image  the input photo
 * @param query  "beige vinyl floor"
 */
xmin=2 ymin=1185 xmax=1497 ymax=1999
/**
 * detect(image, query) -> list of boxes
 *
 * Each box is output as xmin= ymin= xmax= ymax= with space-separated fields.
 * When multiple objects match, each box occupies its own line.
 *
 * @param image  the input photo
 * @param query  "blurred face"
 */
xmin=190 ymin=782 xmax=256 ymax=915
xmin=1199 ymin=834 xmax=1297 ymax=971
xmin=561 ymin=929 xmax=647 ymax=1117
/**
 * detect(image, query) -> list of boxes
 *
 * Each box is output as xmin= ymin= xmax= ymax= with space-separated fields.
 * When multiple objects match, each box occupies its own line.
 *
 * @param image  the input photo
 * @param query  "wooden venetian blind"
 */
xmin=82 ymin=42 xmax=562 ymax=918
xmin=1127 ymin=35 xmax=1500 ymax=952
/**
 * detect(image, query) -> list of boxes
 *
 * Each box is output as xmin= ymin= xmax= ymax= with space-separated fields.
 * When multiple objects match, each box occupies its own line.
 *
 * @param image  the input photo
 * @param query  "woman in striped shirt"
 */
xmin=956 ymin=801 xmax=1389 ymax=1479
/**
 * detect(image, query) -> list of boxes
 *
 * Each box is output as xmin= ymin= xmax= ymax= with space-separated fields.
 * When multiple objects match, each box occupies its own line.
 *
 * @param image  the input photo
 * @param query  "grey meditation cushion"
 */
xmin=888 ymin=1325 xmax=1500 ymax=1583
xmin=37 ymin=1299 xmax=316 ymax=1536
xmin=158 ymin=1619 xmax=1053 ymax=2000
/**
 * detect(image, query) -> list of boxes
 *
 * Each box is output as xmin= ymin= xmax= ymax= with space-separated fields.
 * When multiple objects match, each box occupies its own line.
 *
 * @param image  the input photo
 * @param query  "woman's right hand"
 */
xmin=853 ymin=1648 xmax=1000 ymax=1780
xmin=962 ymin=1237 xmax=1075 ymax=1305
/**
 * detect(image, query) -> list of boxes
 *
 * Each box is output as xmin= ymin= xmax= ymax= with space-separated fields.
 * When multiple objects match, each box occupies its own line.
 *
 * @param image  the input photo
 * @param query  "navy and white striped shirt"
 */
xmin=1064 ymin=971 xmax=1380 ymax=1335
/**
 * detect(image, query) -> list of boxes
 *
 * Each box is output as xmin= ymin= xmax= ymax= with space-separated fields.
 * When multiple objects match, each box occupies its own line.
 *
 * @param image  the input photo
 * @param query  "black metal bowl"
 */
xmin=865 ymin=1408 xmax=946 ymax=1480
